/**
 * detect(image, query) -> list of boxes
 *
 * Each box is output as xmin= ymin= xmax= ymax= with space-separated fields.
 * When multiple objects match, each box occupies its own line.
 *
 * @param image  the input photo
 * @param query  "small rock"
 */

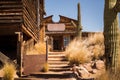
xmin=83 ymin=63 xmax=93 ymax=72
xmin=77 ymin=64 xmax=90 ymax=78
xmin=92 ymin=69 xmax=97 ymax=74
xmin=95 ymin=60 xmax=105 ymax=70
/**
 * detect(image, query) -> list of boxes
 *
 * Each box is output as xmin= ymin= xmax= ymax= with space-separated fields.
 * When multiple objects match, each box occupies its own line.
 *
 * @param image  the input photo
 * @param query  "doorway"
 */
xmin=0 ymin=35 xmax=17 ymax=60
xmin=53 ymin=36 xmax=63 ymax=51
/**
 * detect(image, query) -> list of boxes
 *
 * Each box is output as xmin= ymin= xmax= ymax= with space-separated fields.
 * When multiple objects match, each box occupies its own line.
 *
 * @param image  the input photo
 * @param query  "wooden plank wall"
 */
xmin=23 ymin=54 xmax=46 ymax=75
xmin=0 ymin=0 xmax=23 ymax=23
xmin=22 ymin=0 xmax=39 ymax=41
xmin=0 ymin=0 xmax=39 ymax=41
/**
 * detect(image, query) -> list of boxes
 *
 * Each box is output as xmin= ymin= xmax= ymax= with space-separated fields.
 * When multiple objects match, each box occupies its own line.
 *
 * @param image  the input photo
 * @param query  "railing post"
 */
xmin=44 ymin=36 xmax=49 ymax=62
xmin=15 ymin=32 xmax=23 ymax=77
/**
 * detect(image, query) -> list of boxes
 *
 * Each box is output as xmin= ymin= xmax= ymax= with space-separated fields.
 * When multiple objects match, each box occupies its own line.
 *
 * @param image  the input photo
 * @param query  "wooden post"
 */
xmin=46 ymin=39 xmax=48 ymax=62
xmin=37 ymin=0 xmax=40 ymax=41
xmin=15 ymin=32 xmax=23 ymax=77
xmin=44 ymin=36 xmax=49 ymax=62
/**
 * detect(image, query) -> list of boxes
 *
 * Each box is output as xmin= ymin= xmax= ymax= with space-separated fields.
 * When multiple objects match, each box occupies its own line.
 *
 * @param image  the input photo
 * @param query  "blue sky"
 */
xmin=45 ymin=0 xmax=104 ymax=32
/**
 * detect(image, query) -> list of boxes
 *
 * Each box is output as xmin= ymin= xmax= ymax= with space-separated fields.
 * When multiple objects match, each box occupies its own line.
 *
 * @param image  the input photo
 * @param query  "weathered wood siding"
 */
xmin=23 ymin=54 xmax=46 ymax=75
xmin=0 ymin=0 xmax=39 ymax=41
xmin=0 ymin=0 xmax=23 ymax=23
xmin=22 ymin=0 xmax=39 ymax=41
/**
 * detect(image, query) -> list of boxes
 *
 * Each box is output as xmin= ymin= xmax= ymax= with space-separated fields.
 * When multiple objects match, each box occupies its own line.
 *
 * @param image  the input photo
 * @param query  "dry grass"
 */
xmin=66 ymin=38 xmax=91 ymax=65
xmin=88 ymin=33 xmax=104 ymax=45
xmin=3 ymin=63 xmax=16 ymax=80
xmin=65 ymin=33 xmax=104 ymax=65
xmin=95 ymin=70 xmax=120 ymax=80
xmin=88 ymin=33 xmax=104 ymax=60
xmin=42 ymin=62 xmax=49 ymax=72
xmin=66 ymin=44 xmax=91 ymax=65
xmin=26 ymin=42 xmax=46 ymax=55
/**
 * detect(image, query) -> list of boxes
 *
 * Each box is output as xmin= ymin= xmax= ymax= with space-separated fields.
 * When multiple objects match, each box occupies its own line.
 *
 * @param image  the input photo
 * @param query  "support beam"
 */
xmin=37 ymin=0 xmax=40 ymax=41
xmin=15 ymin=32 xmax=23 ymax=77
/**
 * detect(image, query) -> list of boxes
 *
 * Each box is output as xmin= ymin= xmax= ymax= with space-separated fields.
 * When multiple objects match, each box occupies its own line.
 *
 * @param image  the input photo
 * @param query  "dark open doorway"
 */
xmin=0 ymin=35 xmax=17 ymax=60
xmin=53 ymin=36 xmax=63 ymax=51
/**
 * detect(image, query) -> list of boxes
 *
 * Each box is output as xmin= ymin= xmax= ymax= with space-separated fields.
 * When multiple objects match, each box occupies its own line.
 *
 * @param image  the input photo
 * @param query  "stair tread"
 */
xmin=49 ymin=64 xmax=69 ymax=66
xmin=48 ymin=58 xmax=66 ymax=61
xmin=49 ymin=54 xmax=66 ymax=56
xmin=30 ymin=71 xmax=72 ymax=77
xmin=49 ymin=67 xmax=70 ymax=69
xmin=48 ymin=56 xmax=65 ymax=58
xmin=48 ymin=60 xmax=68 ymax=62
xmin=31 ymin=71 xmax=72 ymax=75
xmin=48 ymin=62 xmax=69 ymax=65
xmin=48 ymin=52 xmax=70 ymax=72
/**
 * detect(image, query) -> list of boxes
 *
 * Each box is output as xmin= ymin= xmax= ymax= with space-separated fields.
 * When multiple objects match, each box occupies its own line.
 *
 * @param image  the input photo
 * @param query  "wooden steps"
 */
xmin=30 ymin=71 xmax=73 ymax=78
xmin=29 ymin=52 xmax=73 ymax=79
xmin=48 ymin=52 xmax=70 ymax=72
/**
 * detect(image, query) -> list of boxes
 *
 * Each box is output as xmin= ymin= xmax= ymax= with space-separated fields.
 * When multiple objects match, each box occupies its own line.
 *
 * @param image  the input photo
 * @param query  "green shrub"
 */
xmin=3 ymin=63 xmax=16 ymax=80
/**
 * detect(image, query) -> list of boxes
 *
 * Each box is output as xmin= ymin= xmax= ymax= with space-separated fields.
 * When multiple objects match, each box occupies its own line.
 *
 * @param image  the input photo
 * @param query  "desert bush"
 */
xmin=34 ymin=42 xmax=46 ymax=54
xmin=26 ymin=42 xmax=46 ymax=55
xmin=42 ymin=62 xmax=49 ymax=72
xmin=88 ymin=33 xmax=104 ymax=60
xmin=66 ymin=38 xmax=91 ymax=65
xmin=68 ymin=46 xmax=91 ymax=65
xmin=95 ymin=70 xmax=120 ymax=80
xmin=66 ymin=33 xmax=104 ymax=65
xmin=3 ymin=63 xmax=16 ymax=80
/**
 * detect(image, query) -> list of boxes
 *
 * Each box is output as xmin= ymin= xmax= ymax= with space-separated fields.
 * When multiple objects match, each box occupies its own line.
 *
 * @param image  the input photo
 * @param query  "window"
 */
xmin=64 ymin=36 xmax=70 ymax=47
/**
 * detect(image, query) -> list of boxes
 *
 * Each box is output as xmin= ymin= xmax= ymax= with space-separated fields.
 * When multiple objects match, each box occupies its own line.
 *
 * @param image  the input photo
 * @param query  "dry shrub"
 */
xmin=42 ymin=62 xmax=49 ymax=72
xmin=89 ymin=33 xmax=104 ymax=45
xmin=88 ymin=33 xmax=104 ymax=59
xmin=66 ymin=33 xmax=104 ymax=65
xmin=95 ymin=70 xmax=120 ymax=80
xmin=26 ymin=42 xmax=46 ymax=55
xmin=66 ymin=38 xmax=91 ymax=65
xmin=3 ymin=63 xmax=16 ymax=80
xmin=34 ymin=42 xmax=46 ymax=54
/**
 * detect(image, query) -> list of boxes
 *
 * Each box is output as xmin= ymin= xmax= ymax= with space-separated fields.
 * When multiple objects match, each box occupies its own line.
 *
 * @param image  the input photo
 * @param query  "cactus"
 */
xmin=77 ymin=3 xmax=82 ymax=38
xmin=104 ymin=0 xmax=120 ymax=72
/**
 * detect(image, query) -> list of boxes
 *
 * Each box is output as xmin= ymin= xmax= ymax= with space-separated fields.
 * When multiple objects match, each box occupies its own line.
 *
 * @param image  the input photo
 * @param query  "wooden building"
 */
xmin=43 ymin=15 xmax=99 ymax=51
xmin=40 ymin=3 xmax=82 ymax=51
xmin=0 ymin=0 xmax=45 ymax=76
xmin=0 ymin=0 xmax=101 ymax=76
xmin=43 ymin=15 xmax=78 ymax=51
